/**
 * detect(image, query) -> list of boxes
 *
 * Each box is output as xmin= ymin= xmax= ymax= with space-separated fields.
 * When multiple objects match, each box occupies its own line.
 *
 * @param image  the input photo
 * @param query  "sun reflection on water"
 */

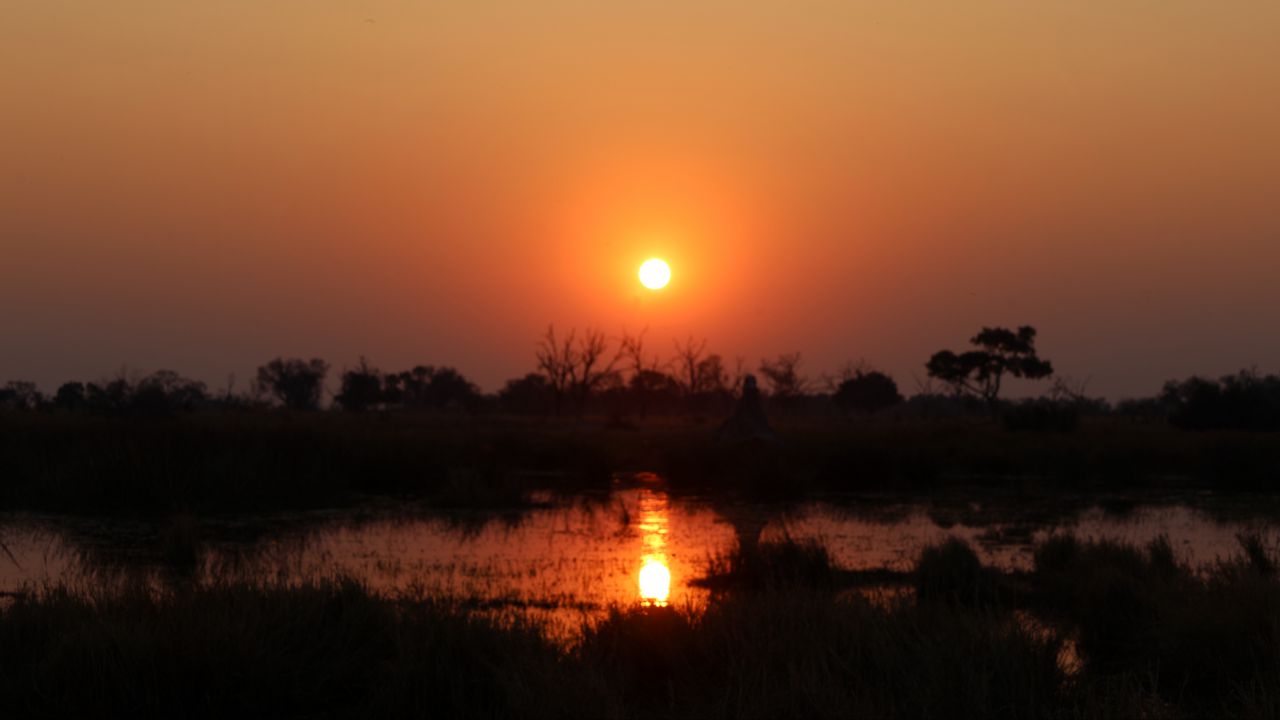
xmin=637 ymin=489 xmax=672 ymax=606
xmin=638 ymin=558 xmax=670 ymax=605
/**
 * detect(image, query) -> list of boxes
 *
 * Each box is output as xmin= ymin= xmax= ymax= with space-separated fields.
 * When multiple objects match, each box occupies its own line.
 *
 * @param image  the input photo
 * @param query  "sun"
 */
xmin=638 ymin=258 xmax=671 ymax=290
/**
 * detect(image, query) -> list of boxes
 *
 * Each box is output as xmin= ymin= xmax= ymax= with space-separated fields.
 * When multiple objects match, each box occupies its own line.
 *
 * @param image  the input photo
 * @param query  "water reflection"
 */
xmin=639 ymin=560 xmax=670 ymax=605
xmin=2 ymin=488 xmax=1279 ymax=641
xmin=636 ymin=490 xmax=671 ymax=605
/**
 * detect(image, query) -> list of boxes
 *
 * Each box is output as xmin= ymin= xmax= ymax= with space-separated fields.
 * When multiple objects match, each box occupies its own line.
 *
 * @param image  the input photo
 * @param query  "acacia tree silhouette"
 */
xmin=926 ymin=326 xmax=1053 ymax=413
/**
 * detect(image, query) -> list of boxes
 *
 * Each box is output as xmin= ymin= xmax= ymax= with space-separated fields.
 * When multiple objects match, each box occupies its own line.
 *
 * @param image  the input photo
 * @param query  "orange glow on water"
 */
xmin=637 ymin=485 xmax=672 ymax=605
xmin=638 ymin=558 xmax=671 ymax=605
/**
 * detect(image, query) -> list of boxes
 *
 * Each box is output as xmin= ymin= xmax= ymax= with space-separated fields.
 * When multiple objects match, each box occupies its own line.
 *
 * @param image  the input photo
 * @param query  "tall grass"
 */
xmin=914 ymin=537 xmax=1004 ymax=608
xmin=1031 ymin=533 xmax=1280 ymax=714
xmin=0 ymin=579 xmax=565 ymax=719
xmin=576 ymin=593 xmax=1063 ymax=719
xmin=699 ymin=536 xmax=839 ymax=593
xmin=6 ymin=532 xmax=1280 ymax=717
xmin=0 ymin=579 xmax=1063 ymax=719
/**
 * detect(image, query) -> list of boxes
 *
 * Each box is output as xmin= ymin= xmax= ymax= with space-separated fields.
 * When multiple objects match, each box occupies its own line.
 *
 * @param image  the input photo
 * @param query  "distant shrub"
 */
xmin=703 ymin=536 xmax=838 ymax=592
xmin=498 ymin=373 xmax=555 ymax=414
xmin=891 ymin=392 xmax=987 ymax=420
xmin=50 ymin=371 xmax=210 ymax=417
xmin=1113 ymin=396 xmax=1170 ymax=422
xmin=335 ymin=358 xmax=384 ymax=412
xmin=255 ymin=357 xmax=329 ymax=411
xmin=390 ymin=365 xmax=481 ymax=411
xmin=131 ymin=370 xmax=208 ymax=415
xmin=833 ymin=371 xmax=903 ymax=414
xmin=0 ymin=381 xmax=43 ymax=411
xmin=1163 ymin=370 xmax=1280 ymax=431
xmin=53 ymin=382 xmax=86 ymax=410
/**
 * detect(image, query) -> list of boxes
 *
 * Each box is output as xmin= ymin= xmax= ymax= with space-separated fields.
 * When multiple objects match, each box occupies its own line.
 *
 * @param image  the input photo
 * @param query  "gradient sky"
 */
xmin=3 ymin=1 xmax=1279 ymax=399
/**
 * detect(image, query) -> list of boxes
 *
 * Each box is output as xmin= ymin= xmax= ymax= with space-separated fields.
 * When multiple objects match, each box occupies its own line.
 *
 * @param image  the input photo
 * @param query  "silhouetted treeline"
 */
xmin=3 ymin=323 xmax=1278 ymax=431
xmin=0 ymin=371 xmax=226 ymax=417
xmin=333 ymin=359 xmax=482 ymax=413
xmin=1162 ymin=371 xmax=1280 ymax=431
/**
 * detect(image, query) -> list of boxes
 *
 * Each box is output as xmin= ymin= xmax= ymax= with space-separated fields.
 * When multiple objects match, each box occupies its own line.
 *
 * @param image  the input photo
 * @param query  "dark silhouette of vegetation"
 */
xmin=498 ymin=373 xmax=555 ymax=414
xmin=1028 ymin=533 xmax=1280 ymax=713
xmin=927 ymin=326 xmax=1054 ymax=412
xmin=914 ymin=537 xmax=1003 ymax=607
xmin=5 ymin=407 xmax=1280 ymax=515
xmin=0 ymin=380 xmax=42 ymax=410
xmin=20 ymin=371 xmax=216 ymax=417
xmin=255 ymin=357 xmax=328 ymax=411
xmin=672 ymin=335 xmax=709 ymax=395
xmin=5 ymin=323 xmax=1280 ymax=514
xmin=53 ymin=381 xmax=86 ymax=410
xmin=832 ymin=370 xmax=903 ymax=414
xmin=1162 ymin=370 xmax=1280 ymax=431
xmin=10 ymin=533 xmax=1280 ymax=717
xmin=130 ymin=370 xmax=208 ymax=415
xmin=1002 ymin=398 xmax=1080 ymax=432
xmin=335 ymin=357 xmax=384 ymax=412
xmin=757 ymin=352 xmax=808 ymax=402
xmin=392 ymin=365 xmax=481 ymax=411
xmin=0 ymin=576 xmax=1065 ymax=718
xmin=700 ymin=536 xmax=837 ymax=593
xmin=535 ymin=325 xmax=620 ymax=415
xmin=3 ymin=326 xmax=1274 ymax=430
xmin=85 ymin=376 xmax=134 ymax=414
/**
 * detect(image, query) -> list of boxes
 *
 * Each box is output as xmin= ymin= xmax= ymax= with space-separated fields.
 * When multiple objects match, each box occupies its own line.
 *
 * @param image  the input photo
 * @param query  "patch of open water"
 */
xmin=2 ymin=476 xmax=1277 ymax=640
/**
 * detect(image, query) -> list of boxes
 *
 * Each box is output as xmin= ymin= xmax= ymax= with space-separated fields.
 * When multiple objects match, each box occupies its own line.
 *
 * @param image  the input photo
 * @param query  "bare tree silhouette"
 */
xmin=673 ymin=335 xmax=709 ymax=395
xmin=758 ymin=353 xmax=808 ymax=401
xmin=535 ymin=325 xmax=620 ymax=415
xmin=536 ymin=325 xmax=576 ymax=415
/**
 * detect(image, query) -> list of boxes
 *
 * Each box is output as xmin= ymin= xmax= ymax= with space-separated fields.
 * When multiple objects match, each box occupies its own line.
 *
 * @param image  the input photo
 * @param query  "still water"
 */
xmin=2 ymin=475 xmax=1277 ymax=639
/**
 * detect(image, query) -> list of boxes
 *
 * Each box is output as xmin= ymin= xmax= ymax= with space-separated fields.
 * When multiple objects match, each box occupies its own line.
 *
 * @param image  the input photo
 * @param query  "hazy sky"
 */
xmin=3 ymin=1 xmax=1279 ymax=398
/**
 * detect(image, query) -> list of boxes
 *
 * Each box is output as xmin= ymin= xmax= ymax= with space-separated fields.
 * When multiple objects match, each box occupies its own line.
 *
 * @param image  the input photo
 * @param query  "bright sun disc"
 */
xmin=638 ymin=258 xmax=671 ymax=290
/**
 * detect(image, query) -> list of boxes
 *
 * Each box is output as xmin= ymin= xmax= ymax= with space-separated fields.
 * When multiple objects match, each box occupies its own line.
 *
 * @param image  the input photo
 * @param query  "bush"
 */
xmin=1030 ymin=533 xmax=1280 ymax=712
xmin=702 ymin=537 xmax=838 ymax=593
xmin=0 ymin=579 xmax=564 ymax=718
xmin=915 ymin=538 xmax=1003 ymax=607
xmin=1163 ymin=371 xmax=1280 ymax=431
xmin=832 ymin=371 xmax=903 ymax=414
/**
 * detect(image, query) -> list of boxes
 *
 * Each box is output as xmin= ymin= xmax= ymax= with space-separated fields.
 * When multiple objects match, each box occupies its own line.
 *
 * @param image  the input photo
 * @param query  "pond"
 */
xmin=2 ymin=474 xmax=1277 ymax=641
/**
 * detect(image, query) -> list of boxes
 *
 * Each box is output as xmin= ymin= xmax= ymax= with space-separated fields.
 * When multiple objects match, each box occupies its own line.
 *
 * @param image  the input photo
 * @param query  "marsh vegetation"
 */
xmin=4 ymin=531 xmax=1279 ymax=718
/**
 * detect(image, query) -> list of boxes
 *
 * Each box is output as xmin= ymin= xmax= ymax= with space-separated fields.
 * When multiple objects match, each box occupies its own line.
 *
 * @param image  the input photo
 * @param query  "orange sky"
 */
xmin=3 ymin=1 xmax=1279 ymax=398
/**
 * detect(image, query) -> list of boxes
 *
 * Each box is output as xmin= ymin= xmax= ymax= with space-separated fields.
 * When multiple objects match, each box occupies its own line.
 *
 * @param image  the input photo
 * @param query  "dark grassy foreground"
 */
xmin=4 ymin=535 xmax=1279 ymax=718
xmin=3 ymin=410 xmax=1279 ymax=515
